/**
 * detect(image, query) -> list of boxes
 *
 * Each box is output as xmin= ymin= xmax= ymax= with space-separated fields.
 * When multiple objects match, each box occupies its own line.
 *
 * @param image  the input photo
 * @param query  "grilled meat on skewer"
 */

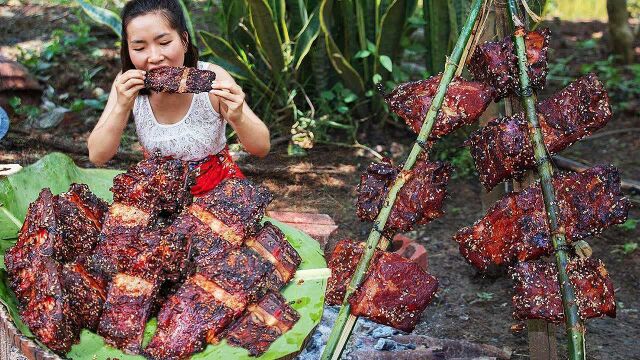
xmin=245 ymin=222 xmax=302 ymax=291
xmin=466 ymin=74 xmax=612 ymax=190
xmin=190 ymin=178 xmax=273 ymax=246
xmin=384 ymin=75 xmax=494 ymax=137
xmin=469 ymin=28 xmax=550 ymax=100
xmin=454 ymin=166 xmax=630 ymax=270
xmin=145 ymin=66 xmax=217 ymax=93
xmin=512 ymin=258 xmax=616 ymax=322
xmin=326 ymin=240 xmax=438 ymax=332
xmin=356 ymin=157 xmax=452 ymax=237
xmin=225 ymin=291 xmax=300 ymax=356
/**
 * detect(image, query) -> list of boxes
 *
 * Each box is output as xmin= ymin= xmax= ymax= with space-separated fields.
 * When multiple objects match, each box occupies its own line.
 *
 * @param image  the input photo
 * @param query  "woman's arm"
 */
xmin=207 ymin=66 xmax=270 ymax=157
xmin=88 ymin=70 xmax=146 ymax=165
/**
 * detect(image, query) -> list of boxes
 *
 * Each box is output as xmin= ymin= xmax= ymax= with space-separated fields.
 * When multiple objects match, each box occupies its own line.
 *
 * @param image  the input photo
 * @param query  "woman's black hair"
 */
xmin=120 ymin=0 xmax=198 ymax=74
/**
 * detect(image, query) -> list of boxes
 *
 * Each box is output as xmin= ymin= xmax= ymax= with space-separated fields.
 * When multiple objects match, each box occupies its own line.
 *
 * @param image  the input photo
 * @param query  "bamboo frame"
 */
xmin=506 ymin=1 xmax=585 ymax=359
xmin=320 ymin=1 xmax=487 ymax=358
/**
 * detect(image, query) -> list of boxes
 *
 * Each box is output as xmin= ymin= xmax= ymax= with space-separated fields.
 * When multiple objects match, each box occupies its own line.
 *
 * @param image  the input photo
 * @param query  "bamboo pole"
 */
xmin=506 ymin=1 xmax=585 ymax=359
xmin=320 ymin=1 xmax=486 ymax=358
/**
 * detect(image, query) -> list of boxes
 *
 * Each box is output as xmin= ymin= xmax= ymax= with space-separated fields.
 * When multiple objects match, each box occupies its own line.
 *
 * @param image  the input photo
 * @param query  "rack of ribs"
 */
xmin=225 ymin=291 xmax=300 ymax=356
xmin=145 ymin=66 xmax=217 ymax=93
xmin=512 ymin=258 xmax=616 ymax=322
xmin=326 ymin=240 xmax=438 ymax=332
xmin=189 ymin=178 xmax=273 ymax=246
xmin=454 ymin=166 xmax=630 ymax=271
xmin=245 ymin=222 xmax=302 ymax=291
xmin=384 ymin=74 xmax=494 ymax=137
xmin=468 ymin=28 xmax=550 ymax=100
xmin=465 ymin=73 xmax=612 ymax=190
xmin=5 ymin=185 xmax=108 ymax=353
xmin=356 ymin=156 xmax=452 ymax=237
xmin=144 ymin=247 xmax=274 ymax=358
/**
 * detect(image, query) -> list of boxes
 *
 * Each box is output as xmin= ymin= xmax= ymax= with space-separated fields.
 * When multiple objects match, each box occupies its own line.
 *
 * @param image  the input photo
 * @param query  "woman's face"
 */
xmin=126 ymin=12 xmax=186 ymax=71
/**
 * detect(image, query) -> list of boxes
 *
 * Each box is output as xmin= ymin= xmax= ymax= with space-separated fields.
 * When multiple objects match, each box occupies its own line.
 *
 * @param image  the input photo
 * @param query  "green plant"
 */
xmin=8 ymin=97 xmax=41 ymax=121
xmin=469 ymin=292 xmax=494 ymax=304
xmin=618 ymin=218 xmax=639 ymax=231
xmin=611 ymin=242 xmax=638 ymax=255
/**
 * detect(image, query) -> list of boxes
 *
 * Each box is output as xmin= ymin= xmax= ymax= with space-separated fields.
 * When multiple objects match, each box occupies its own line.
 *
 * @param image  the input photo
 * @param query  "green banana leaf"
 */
xmin=76 ymin=0 xmax=122 ymax=39
xmin=0 ymin=153 xmax=327 ymax=360
xmin=319 ymin=0 xmax=365 ymax=95
xmin=247 ymin=0 xmax=286 ymax=75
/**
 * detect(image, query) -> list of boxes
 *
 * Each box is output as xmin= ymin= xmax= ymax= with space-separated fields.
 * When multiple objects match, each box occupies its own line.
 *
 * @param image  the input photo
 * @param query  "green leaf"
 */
xmin=247 ymin=0 xmax=286 ymax=75
xmin=372 ymin=73 xmax=382 ymax=83
xmin=319 ymin=0 xmax=365 ymax=95
xmin=353 ymin=50 xmax=371 ymax=59
xmin=177 ymin=0 xmax=196 ymax=46
xmin=76 ymin=0 xmax=122 ymax=39
xmin=379 ymin=55 xmax=392 ymax=72
xmin=0 ymin=271 xmax=31 ymax=337
xmin=375 ymin=0 xmax=407 ymax=76
xmin=0 ymin=153 xmax=327 ymax=359
xmin=292 ymin=8 xmax=321 ymax=71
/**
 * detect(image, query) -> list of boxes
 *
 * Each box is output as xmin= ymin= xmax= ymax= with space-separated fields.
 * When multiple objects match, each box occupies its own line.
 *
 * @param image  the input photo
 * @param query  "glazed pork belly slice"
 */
xmin=62 ymin=259 xmax=108 ymax=331
xmin=469 ymin=28 xmax=550 ymax=100
xmin=190 ymin=178 xmax=273 ymax=246
xmin=145 ymin=66 xmax=217 ymax=93
xmin=245 ymin=222 xmax=302 ymax=290
xmin=466 ymin=74 xmax=612 ymax=190
xmin=356 ymin=156 xmax=452 ymax=237
xmin=384 ymin=74 xmax=494 ymax=137
xmin=454 ymin=166 xmax=629 ymax=271
xmin=225 ymin=291 xmax=300 ymax=356
xmin=143 ymin=275 xmax=243 ymax=360
xmin=349 ymin=251 xmax=438 ymax=332
xmin=10 ymin=256 xmax=78 ymax=354
xmin=325 ymin=239 xmax=379 ymax=306
xmin=512 ymin=258 xmax=616 ymax=323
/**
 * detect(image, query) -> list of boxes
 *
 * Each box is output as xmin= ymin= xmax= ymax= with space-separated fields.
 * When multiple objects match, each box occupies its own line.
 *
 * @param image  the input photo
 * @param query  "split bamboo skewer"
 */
xmin=320 ymin=1 xmax=487 ymax=358
xmin=506 ymin=1 xmax=585 ymax=359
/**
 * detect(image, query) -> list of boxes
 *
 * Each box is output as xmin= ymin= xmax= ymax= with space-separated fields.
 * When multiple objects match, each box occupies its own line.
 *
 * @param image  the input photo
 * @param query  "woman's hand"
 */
xmin=210 ymin=80 xmax=245 ymax=124
xmin=115 ymin=69 xmax=146 ymax=110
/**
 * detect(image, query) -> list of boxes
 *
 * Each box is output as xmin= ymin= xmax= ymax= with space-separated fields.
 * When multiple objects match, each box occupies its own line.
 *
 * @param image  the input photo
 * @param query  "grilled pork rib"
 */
xmin=512 ymin=258 xmax=616 ymax=322
xmin=454 ymin=166 xmax=629 ymax=270
xmin=356 ymin=157 xmax=451 ymax=237
xmin=226 ymin=291 xmax=300 ymax=356
xmin=466 ymin=74 xmax=612 ymax=190
xmin=469 ymin=28 xmax=550 ymax=100
xmin=145 ymin=66 xmax=217 ymax=93
xmin=384 ymin=75 xmax=494 ymax=137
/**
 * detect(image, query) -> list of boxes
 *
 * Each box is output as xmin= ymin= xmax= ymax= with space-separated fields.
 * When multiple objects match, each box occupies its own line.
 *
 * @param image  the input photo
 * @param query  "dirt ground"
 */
xmin=1 ymin=3 xmax=639 ymax=360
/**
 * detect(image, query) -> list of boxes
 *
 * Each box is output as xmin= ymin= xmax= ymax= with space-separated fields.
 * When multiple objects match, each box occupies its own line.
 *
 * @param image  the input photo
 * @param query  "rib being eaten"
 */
xmin=465 ymin=73 xmax=612 ymax=190
xmin=512 ymin=258 xmax=616 ymax=322
xmin=145 ymin=66 xmax=216 ymax=93
xmin=356 ymin=156 xmax=452 ymax=237
xmin=469 ymin=28 xmax=550 ymax=100
xmin=384 ymin=74 xmax=494 ymax=137
xmin=454 ymin=166 xmax=629 ymax=271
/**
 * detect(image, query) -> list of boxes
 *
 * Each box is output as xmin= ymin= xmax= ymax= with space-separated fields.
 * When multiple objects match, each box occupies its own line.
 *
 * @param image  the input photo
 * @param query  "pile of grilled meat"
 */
xmin=6 ymin=155 xmax=302 ymax=358
xmin=323 ymin=27 xmax=625 ymax=329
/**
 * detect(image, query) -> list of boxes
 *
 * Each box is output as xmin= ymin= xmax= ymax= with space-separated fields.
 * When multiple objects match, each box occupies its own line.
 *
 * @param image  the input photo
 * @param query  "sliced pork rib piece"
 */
xmin=145 ymin=66 xmax=216 ymax=93
xmin=466 ymin=74 xmax=612 ymax=190
xmin=325 ymin=239 xmax=379 ymax=306
xmin=245 ymin=222 xmax=302 ymax=291
xmin=62 ymin=260 xmax=107 ymax=331
xmin=349 ymin=251 xmax=438 ymax=332
xmin=190 ymin=178 xmax=273 ymax=246
xmin=454 ymin=166 xmax=629 ymax=270
xmin=469 ymin=28 xmax=550 ymax=100
xmin=356 ymin=156 xmax=451 ymax=237
xmin=225 ymin=291 xmax=300 ymax=356
xmin=144 ymin=275 xmax=238 ymax=360
xmin=384 ymin=75 xmax=494 ymax=137
xmin=512 ymin=258 xmax=616 ymax=322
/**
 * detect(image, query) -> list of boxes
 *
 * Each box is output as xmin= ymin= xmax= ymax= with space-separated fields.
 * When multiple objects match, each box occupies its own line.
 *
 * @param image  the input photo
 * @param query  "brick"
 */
xmin=267 ymin=211 xmax=336 ymax=225
xmin=391 ymin=234 xmax=428 ymax=271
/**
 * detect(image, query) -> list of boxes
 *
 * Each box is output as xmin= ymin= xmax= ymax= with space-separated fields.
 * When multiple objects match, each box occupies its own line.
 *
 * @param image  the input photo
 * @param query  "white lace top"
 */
xmin=133 ymin=61 xmax=226 ymax=161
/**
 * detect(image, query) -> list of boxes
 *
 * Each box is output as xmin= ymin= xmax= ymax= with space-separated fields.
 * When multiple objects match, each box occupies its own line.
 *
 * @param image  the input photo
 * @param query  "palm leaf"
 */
xmin=293 ymin=8 xmax=321 ymax=71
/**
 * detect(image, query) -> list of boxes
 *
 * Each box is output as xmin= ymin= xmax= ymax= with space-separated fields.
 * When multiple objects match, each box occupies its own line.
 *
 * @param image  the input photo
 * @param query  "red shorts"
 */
xmin=142 ymin=146 xmax=245 ymax=196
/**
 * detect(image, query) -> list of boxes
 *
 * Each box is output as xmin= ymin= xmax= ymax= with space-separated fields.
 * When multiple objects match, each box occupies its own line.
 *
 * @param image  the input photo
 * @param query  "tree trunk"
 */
xmin=607 ymin=0 xmax=635 ymax=64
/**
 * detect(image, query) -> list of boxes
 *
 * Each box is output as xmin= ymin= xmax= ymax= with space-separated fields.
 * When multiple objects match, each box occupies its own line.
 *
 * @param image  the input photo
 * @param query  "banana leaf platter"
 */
xmin=0 ymin=152 xmax=328 ymax=360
